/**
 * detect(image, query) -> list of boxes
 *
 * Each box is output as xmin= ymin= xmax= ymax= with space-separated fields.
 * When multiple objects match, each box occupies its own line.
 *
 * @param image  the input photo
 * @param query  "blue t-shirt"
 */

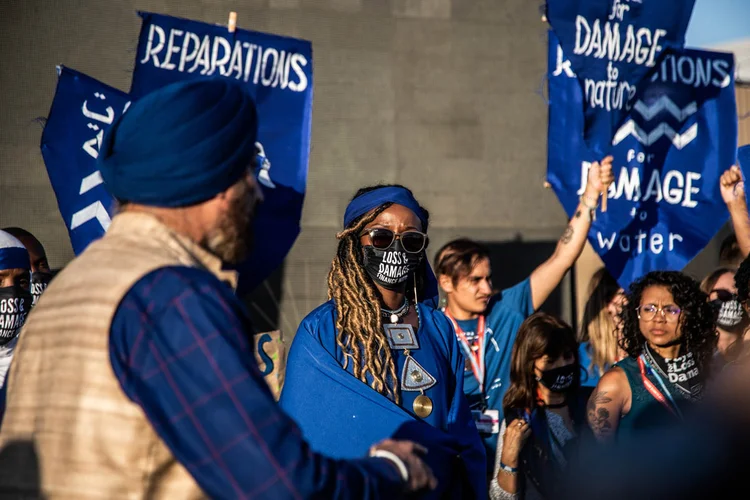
xmin=449 ymin=278 xmax=534 ymax=471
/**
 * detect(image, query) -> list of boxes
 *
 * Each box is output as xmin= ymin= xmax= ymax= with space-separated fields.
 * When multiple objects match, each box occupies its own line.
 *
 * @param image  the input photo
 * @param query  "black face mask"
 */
xmin=537 ymin=363 xmax=577 ymax=393
xmin=0 ymin=286 xmax=32 ymax=347
xmin=30 ymin=271 xmax=52 ymax=307
xmin=362 ymin=240 xmax=423 ymax=291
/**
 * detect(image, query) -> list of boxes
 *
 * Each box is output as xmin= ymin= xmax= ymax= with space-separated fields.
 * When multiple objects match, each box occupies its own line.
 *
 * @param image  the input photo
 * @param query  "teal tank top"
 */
xmin=614 ymin=357 xmax=693 ymax=440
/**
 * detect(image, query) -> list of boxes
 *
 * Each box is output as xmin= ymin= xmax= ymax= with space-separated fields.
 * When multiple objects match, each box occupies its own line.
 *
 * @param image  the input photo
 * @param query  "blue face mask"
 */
xmin=0 ymin=286 xmax=32 ymax=346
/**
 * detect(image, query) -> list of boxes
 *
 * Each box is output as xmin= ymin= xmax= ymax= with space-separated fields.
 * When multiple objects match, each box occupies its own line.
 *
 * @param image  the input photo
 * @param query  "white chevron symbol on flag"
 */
xmin=612 ymin=120 xmax=698 ymax=149
xmin=633 ymin=97 xmax=697 ymax=121
xmin=70 ymin=201 xmax=111 ymax=231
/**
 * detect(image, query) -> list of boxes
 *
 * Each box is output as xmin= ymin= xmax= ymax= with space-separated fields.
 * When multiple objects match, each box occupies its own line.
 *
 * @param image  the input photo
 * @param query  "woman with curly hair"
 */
xmin=280 ymin=184 xmax=486 ymax=498
xmin=586 ymin=271 xmax=717 ymax=442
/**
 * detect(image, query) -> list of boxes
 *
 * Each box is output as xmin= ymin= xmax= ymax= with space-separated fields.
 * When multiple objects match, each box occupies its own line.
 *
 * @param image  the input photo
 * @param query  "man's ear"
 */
xmin=438 ymin=274 xmax=454 ymax=294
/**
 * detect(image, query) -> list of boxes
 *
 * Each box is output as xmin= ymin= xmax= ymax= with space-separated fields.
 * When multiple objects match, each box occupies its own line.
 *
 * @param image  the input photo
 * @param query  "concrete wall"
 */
xmin=0 ymin=0 xmax=728 ymax=338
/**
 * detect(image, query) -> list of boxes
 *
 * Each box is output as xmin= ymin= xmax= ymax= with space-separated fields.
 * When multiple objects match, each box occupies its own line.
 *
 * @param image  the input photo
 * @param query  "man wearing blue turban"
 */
xmin=281 ymin=184 xmax=487 ymax=499
xmin=0 ymin=79 xmax=436 ymax=498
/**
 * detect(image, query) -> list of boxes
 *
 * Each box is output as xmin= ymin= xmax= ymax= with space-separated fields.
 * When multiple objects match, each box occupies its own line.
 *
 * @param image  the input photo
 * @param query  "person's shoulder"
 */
xmin=594 ymin=365 xmax=629 ymax=397
xmin=132 ymin=265 xmax=230 ymax=294
xmin=485 ymin=294 xmax=526 ymax=326
xmin=297 ymin=300 xmax=336 ymax=338
xmin=123 ymin=266 xmax=237 ymax=316
xmin=416 ymin=303 xmax=456 ymax=354
xmin=417 ymin=303 xmax=454 ymax=334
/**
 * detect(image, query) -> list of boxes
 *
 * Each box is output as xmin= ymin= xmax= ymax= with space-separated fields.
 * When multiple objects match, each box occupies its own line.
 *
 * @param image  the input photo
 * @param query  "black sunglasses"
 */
xmin=711 ymin=289 xmax=738 ymax=303
xmin=360 ymin=228 xmax=428 ymax=253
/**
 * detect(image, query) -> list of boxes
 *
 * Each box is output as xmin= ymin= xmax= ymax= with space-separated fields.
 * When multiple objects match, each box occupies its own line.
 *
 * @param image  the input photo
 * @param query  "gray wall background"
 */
xmin=0 ymin=0 xmax=726 ymax=337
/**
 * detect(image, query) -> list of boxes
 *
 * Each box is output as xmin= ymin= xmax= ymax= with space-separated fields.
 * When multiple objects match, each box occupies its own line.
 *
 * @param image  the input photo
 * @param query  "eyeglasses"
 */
xmin=636 ymin=304 xmax=682 ymax=322
xmin=360 ymin=228 xmax=428 ymax=253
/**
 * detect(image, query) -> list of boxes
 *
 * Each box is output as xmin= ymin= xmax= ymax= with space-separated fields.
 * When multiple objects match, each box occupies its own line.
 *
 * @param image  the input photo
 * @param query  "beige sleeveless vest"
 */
xmin=0 ymin=212 xmax=238 ymax=499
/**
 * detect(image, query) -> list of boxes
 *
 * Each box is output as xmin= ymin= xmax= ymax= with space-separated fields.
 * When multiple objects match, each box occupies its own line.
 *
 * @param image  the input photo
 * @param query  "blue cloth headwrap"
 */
xmin=0 ymin=231 xmax=30 ymax=271
xmin=98 ymin=78 xmax=258 ymax=207
xmin=343 ymin=186 xmax=438 ymax=306
xmin=343 ymin=186 xmax=427 ymax=229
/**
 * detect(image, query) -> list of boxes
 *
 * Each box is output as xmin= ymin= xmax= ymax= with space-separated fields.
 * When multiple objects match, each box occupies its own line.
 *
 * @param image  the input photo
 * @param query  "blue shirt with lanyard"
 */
xmin=443 ymin=278 xmax=534 ymax=474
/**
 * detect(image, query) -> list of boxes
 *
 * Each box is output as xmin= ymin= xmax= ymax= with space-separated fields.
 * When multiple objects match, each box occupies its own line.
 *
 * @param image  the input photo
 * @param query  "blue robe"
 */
xmin=280 ymin=301 xmax=487 ymax=498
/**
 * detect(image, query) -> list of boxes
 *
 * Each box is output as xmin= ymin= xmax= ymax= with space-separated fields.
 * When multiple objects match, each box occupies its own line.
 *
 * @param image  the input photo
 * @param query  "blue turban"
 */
xmin=98 ymin=78 xmax=258 ymax=207
xmin=343 ymin=186 xmax=438 ymax=306
xmin=343 ymin=186 xmax=428 ymax=229
xmin=0 ymin=231 xmax=30 ymax=271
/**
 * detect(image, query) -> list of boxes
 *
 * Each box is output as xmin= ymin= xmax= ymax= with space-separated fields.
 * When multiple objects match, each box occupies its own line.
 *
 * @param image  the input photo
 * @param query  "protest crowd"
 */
xmin=2 ymin=2 xmax=750 ymax=499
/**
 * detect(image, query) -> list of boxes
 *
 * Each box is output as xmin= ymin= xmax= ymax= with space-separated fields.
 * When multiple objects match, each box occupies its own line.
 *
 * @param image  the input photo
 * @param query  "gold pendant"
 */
xmin=413 ymin=394 xmax=433 ymax=418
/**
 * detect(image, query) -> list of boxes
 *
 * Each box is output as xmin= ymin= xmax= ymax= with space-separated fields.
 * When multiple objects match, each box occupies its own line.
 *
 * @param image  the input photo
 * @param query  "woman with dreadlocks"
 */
xmin=280 ymin=184 xmax=486 ymax=498
xmin=586 ymin=271 xmax=717 ymax=443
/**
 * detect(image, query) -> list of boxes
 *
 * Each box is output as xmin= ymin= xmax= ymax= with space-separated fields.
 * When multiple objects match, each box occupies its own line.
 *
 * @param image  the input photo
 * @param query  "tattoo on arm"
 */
xmin=587 ymin=390 xmax=615 ymax=437
xmin=574 ymin=210 xmax=582 ymax=219
xmin=560 ymin=226 xmax=574 ymax=244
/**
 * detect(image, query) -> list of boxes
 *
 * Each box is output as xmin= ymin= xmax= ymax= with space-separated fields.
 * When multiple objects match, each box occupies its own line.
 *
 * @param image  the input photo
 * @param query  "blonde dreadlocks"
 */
xmin=327 ymin=203 xmax=403 ymax=403
xmin=327 ymin=183 xmax=430 ymax=404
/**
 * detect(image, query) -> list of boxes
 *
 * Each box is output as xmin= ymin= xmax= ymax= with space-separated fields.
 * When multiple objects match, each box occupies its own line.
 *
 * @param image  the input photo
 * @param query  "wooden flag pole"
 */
xmin=228 ymin=11 xmax=238 ymax=33
xmin=601 ymin=183 xmax=610 ymax=212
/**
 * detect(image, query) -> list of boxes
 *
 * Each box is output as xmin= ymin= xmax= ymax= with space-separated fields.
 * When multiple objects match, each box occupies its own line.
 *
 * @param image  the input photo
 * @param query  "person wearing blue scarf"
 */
xmin=280 ymin=184 xmax=487 ymax=498
xmin=0 ymin=230 xmax=32 ymax=388
xmin=433 ymin=157 xmax=614 ymax=478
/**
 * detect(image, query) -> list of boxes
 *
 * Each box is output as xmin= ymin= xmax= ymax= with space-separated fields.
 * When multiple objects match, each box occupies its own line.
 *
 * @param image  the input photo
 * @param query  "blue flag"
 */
xmin=40 ymin=67 xmax=130 ymax=255
xmin=739 ymin=145 xmax=750 ymax=173
xmin=545 ymin=0 xmax=695 ymax=154
xmin=547 ymin=31 xmax=738 ymax=287
xmin=129 ymin=12 xmax=313 ymax=294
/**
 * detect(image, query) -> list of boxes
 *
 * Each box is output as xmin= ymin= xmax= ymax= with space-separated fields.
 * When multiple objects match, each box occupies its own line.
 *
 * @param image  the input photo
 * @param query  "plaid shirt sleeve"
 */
xmin=109 ymin=266 xmax=405 ymax=499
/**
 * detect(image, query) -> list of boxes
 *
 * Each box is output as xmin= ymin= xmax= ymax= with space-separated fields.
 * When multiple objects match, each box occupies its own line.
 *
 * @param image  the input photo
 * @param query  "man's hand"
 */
xmin=720 ymin=165 xmax=745 ymax=206
xmin=370 ymin=439 xmax=438 ymax=492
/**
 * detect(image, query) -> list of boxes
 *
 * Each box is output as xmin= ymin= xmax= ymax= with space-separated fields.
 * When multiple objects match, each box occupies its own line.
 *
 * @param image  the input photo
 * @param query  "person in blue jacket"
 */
xmin=433 ymin=157 xmax=613 ymax=476
xmin=281 ymin=184 xmax=487 ymax=499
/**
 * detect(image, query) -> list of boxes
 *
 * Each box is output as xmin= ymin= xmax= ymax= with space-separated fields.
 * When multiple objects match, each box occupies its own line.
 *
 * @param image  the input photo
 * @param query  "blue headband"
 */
xmin=0 ymin=231 xmax=30 ymax=271
xmin=343 ymin=187 xmax=427 ymax=228
xmin=343 ymin=187 xmax=438 ymax=306
xmin=98 ymin=78 xmax=257 ymax=208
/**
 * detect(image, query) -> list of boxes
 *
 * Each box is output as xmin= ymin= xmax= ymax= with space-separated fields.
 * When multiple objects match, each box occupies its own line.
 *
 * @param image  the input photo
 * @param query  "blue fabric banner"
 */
xmin=130 ymin=12 xmax=313 ymax=294
xmin=545 ymin=0 xmax=695 ymax=154
xmin=40 ymin=66 xmax=129 ymax=255
xmin=40 ymin=13 xmax=312 ymax=295
xmin=547 ymin=30 xmax=738 ymax=288
xmin=739 ymin=145 xmax=750 ymax=173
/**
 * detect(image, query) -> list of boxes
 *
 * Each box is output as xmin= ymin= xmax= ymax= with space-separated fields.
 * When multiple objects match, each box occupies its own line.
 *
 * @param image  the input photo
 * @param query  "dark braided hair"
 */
xmin=327 ymin=184 xmax=430 ymax=403
xmin=619 ymin=271 xmax=717 ymax=373
xmin=734 ymin=255 xmax=750 ymax=304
